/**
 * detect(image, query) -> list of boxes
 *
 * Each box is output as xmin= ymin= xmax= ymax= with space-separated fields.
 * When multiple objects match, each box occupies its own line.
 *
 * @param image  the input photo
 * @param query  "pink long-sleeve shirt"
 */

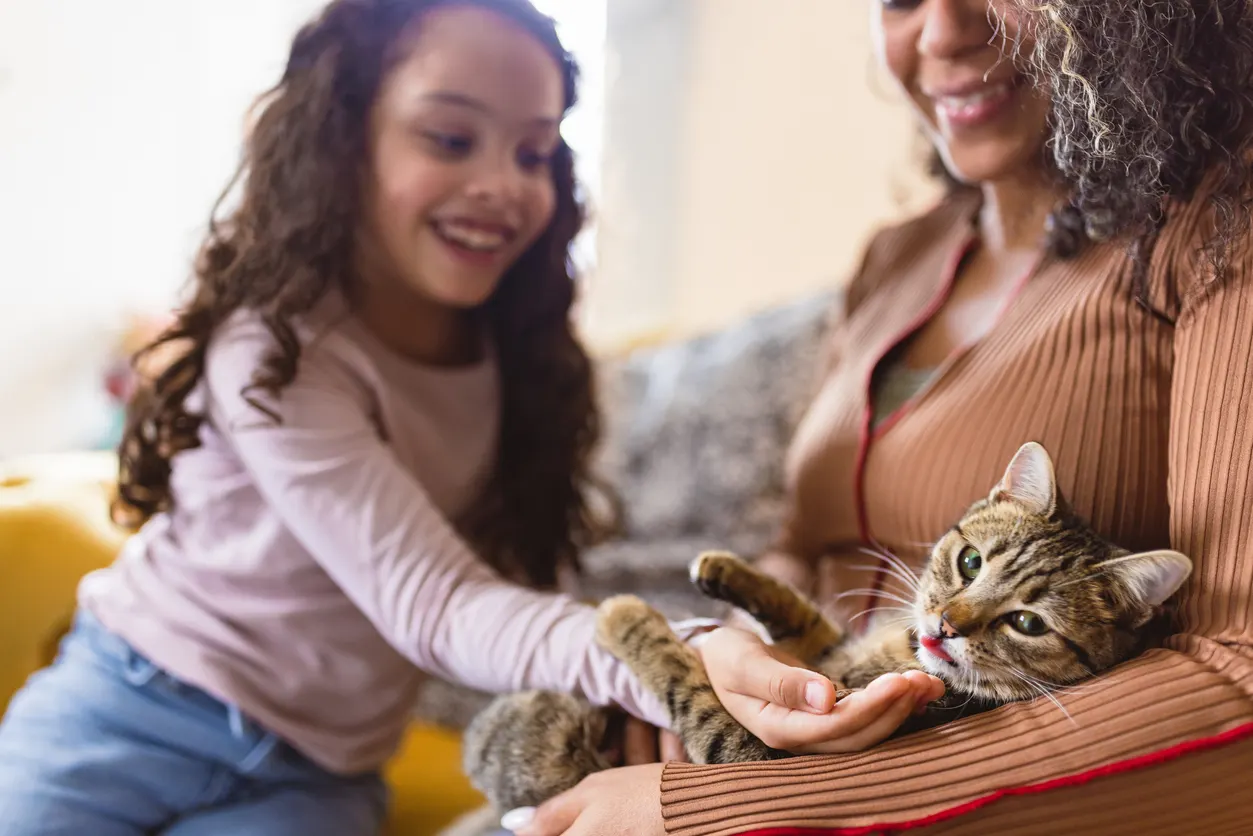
xmin=79 ymin=305 xmax=671 ymax=775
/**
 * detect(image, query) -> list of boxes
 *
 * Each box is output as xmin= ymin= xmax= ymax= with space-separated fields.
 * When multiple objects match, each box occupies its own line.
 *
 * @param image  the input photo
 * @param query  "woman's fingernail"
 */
xmin=501 ymin=807 xmax=536 ymax=832
xmin=805 ymin=680 xmax=829 ymax=711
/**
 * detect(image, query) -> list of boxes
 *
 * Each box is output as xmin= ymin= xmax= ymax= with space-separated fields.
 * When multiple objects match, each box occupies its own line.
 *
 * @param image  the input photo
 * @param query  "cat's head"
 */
xmin=913 ymin=442 xmax=1192 ymax=703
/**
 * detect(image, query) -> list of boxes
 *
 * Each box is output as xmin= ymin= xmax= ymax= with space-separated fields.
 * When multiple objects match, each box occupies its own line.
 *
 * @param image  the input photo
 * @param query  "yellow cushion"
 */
xmin=383 ymin=725 xmax=488 ymax=835
xmin=0 ymin=456 xmax=126 ymax=714
xmin=0 ymin=453 xmax=484 ymax=835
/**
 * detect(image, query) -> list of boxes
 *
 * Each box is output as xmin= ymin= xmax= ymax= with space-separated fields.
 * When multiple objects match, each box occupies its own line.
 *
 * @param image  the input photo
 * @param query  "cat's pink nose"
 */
xmin=938 ymin=612 xmax=962 ymax=638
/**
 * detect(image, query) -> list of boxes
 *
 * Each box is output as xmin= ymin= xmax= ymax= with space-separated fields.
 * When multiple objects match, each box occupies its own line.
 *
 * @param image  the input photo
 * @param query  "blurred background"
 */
xmin=0 ymin=0 xmax=939 ymax=459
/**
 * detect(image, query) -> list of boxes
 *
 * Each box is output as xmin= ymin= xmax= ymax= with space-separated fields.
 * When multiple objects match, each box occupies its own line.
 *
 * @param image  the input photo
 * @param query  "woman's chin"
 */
xmin=933 ymin=144 xmax=1044 ymax=187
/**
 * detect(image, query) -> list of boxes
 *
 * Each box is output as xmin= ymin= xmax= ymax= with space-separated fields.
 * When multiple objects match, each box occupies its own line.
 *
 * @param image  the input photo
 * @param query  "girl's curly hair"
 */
xmin=114 ymin=0 xmax=611 ymax=589
xmin=1017 ymin=0 xmax=1253 ymax=281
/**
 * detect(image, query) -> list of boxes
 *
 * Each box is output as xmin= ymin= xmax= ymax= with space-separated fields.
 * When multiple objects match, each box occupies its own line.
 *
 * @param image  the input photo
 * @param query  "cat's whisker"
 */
xmin=1029 ymin=683 xmax=1077 ymax=726
xmin=856 ymin=548 xmax=924 ymax=589
xmin=940 ymin=681 xmax=981 ymax=713
xmin=849 ymin=607 xmax=914 ymax=625
xmin=1051 ymin=571 xmax=1110 ymax=590
xmin=1009 ymin=669 xmax=1098 ymax=698
xmin=848 ymin=603 xmax=913 ymax=617
xmin=850 ymin=564 xmax=921 ymax=596
xmin=851 ymin=557 xmax=920 ymax=582
xmin=850 ymin=578 xmax=918 ymax=610
xmin=857 ymin=544 xmax=907 ymax=569
xmin=1008 ymin=668 xmax=1079 ymax=726
xmin=834 ymin=588 xmax=916 ymax=608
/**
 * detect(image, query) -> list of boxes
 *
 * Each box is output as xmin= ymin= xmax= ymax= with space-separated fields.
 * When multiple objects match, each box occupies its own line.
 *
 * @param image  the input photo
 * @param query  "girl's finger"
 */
xmin=622 ymin=717 xmax=658 ymax=765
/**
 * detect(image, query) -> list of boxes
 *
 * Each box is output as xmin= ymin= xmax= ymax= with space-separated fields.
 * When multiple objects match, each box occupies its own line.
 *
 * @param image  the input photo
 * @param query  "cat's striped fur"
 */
xmin=460 ymin=443 xmax=1192 ymax=813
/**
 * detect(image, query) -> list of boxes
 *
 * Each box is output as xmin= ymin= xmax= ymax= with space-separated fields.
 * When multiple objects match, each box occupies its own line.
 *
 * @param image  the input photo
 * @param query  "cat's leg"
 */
xmin=691 ymin=551 xmax=844 ymax=666
xmin=462 ymin=691 xmax=615 ymax=812
xmin=596 ymin=595 xmax=785 ymax=764
xmin=819 ymin=619 xmax=924 ymax=688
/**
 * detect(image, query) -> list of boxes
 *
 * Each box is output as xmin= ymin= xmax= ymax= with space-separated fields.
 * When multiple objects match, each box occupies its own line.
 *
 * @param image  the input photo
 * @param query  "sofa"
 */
xmin=0 ymin=290 xmax=834 ymax=834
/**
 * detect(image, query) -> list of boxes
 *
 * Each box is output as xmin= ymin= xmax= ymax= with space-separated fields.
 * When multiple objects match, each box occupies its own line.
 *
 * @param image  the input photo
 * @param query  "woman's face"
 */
xmin=873 ymin=0 xmax=1052 ymax=185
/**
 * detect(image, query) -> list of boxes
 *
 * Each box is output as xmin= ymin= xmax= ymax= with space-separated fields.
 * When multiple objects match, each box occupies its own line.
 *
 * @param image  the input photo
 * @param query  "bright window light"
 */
xmin=530 ymin=0 xmax=607 ymax=271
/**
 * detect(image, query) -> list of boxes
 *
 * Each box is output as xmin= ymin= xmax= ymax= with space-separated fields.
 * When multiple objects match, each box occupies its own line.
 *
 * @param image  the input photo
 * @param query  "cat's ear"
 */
xmin=1100 ymin=550 xmax=1193 ymax=609
xmin=990 ymin=442 xmax=1057 ymax=516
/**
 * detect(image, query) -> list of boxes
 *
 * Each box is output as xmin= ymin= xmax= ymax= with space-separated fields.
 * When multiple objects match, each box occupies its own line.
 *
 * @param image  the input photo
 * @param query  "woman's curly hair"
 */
xmin=1015 ymin=0 xmax=1253 ymax=282
xmin=114 ymin=0 xmax=611 ymax=589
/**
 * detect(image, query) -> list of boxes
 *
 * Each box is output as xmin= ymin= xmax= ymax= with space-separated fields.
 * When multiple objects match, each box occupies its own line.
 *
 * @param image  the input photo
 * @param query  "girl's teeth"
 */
xmin=437 ymin=224 xmax=508 ymax=252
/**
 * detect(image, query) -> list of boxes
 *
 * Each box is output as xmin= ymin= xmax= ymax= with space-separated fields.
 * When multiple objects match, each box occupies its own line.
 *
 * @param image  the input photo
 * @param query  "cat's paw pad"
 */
xmin=690 ymin=551 xmax=749 ymax=601
xmin=595 ymin=595 xmax=666 ymax=656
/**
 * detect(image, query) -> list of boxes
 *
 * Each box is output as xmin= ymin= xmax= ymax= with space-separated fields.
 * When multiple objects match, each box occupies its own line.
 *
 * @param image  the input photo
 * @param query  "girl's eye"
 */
xmin=1010 ymin=611 xmax=1049 ymax=636
xmin=881 ymin=0 xmax=923 ymax=10
xmin=958 ymin=546 xmax=982 ymax=582
xmin=422 ymin=131 xmax=473 ymax=156
xmin=517 ymin=146 xmax=555 ymax=173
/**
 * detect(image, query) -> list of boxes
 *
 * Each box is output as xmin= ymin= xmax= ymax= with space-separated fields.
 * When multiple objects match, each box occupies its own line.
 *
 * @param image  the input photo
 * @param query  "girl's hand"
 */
xmin=622 ymin=716 xmax=688 ymax=765
xmin=505 ymin=764 xmax=666 ymax=836
xmin=694 ymin=626 xmax=944 ymax=753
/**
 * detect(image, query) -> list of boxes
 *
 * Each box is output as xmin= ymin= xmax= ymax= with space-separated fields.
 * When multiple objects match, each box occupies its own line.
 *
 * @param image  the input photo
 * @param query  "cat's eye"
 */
xmin=1010 ymin=611 xmax=1049 ymax=636
xmin=958 ymin=546 xmax=982 ymax=582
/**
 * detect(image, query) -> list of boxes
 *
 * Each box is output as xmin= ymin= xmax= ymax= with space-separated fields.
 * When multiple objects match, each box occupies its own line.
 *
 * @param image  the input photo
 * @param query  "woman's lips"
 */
xmin=927 ymin=76 xmax=1022 ymax=130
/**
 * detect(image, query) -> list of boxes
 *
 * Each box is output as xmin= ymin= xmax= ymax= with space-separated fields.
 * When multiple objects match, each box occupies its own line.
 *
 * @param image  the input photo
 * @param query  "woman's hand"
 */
xmin=694 ymin=626 xmax=944 ymax=753
xmin=505 ymin=764 xmax=666 ymax=836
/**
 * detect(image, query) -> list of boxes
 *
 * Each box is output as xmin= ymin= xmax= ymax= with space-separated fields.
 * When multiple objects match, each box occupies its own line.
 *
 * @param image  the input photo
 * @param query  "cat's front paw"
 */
xmin=596 ymin=595 xmax=670 ymax=660
xmin=690 ymin=550 xmax=753 ymax=607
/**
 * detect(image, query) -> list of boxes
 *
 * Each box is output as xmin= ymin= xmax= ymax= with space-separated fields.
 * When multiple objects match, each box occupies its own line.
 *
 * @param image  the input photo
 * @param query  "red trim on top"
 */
xmin=723 ymin=721 xmax=1253 ymax=836
xmin=853 ymin=235 xmax=975 ymax=603
xmin=860 ymin=240 xmax=1043 ymax=608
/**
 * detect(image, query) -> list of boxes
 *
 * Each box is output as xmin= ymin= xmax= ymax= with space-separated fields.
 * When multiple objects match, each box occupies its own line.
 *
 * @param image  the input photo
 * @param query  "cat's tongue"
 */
xmin=920 ymin=635 xmax=955 ymax=663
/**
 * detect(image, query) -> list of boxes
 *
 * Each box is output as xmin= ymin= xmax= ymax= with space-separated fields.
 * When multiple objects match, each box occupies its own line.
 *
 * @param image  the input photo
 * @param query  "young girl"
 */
xmin=0 ymin=0 xmax=943 ymax=830
xmin=0 ymin=1 xmax=693 ymax=831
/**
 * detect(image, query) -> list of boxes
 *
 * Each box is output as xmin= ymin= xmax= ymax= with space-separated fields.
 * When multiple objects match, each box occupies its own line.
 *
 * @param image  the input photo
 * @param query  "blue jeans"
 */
xmin=0 ymin=611 xmax=388 ymax=835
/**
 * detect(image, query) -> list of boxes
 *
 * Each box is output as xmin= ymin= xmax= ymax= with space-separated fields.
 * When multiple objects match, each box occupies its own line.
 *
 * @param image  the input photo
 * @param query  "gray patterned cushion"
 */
xmin=413 ymin=291 xmax=836 ymax=729
xmin=588 ymin=291 xmax=835 ymax=563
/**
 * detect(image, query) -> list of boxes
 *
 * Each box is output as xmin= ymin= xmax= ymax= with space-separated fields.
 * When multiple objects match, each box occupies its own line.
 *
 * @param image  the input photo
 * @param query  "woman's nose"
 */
xmin=918 ymin=0 xmax=997 ymax=60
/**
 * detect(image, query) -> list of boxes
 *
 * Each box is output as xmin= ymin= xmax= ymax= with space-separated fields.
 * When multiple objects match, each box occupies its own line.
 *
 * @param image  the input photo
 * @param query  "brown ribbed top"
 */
xmin=660 ymin=189 xmax=1253 ymax=835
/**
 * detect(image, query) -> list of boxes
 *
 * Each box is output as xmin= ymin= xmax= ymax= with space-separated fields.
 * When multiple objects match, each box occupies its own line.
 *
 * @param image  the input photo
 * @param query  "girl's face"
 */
xmin=358 ymin=5 xmax=564 ymax=311
xmin=874 ymin=0 xmax=1052 ymax=185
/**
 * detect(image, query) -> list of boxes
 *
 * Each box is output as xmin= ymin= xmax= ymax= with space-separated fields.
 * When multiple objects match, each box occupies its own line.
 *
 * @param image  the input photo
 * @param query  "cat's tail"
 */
xmin=461 ymin=691 xmax=615 ymax=813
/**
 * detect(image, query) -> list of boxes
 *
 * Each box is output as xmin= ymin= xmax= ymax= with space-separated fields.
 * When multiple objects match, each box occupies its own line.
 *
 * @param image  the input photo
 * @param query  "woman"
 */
xmin=510 ymin=0 xmax=1253 ymax=834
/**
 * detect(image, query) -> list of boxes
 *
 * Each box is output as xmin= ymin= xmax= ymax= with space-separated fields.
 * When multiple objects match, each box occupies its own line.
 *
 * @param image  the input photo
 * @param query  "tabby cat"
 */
xmin=460 ymin=442 xmax=1192 ymax=814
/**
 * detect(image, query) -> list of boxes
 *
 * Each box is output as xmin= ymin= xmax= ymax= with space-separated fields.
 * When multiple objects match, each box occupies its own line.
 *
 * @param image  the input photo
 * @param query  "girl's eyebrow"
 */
xmin=416 ymin=90 xmax=561 ymax=128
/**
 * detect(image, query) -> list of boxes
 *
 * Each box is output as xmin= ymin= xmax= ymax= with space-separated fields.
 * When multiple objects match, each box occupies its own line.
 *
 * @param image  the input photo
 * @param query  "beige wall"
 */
xmin=584 ymin=0 xmax=940 ymax=349
xmin=0 ymin=0 xmax=326 ymax=456
xmin=0 ymin=0 xmax=938 ymax=454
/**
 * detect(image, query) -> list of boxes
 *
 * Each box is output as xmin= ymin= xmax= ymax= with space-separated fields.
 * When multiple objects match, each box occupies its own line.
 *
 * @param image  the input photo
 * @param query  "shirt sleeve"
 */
xmin=201 ymin=319 xmax=671 ymax=729
xmin=658 ymin=222 xmax=1253 ymax=835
